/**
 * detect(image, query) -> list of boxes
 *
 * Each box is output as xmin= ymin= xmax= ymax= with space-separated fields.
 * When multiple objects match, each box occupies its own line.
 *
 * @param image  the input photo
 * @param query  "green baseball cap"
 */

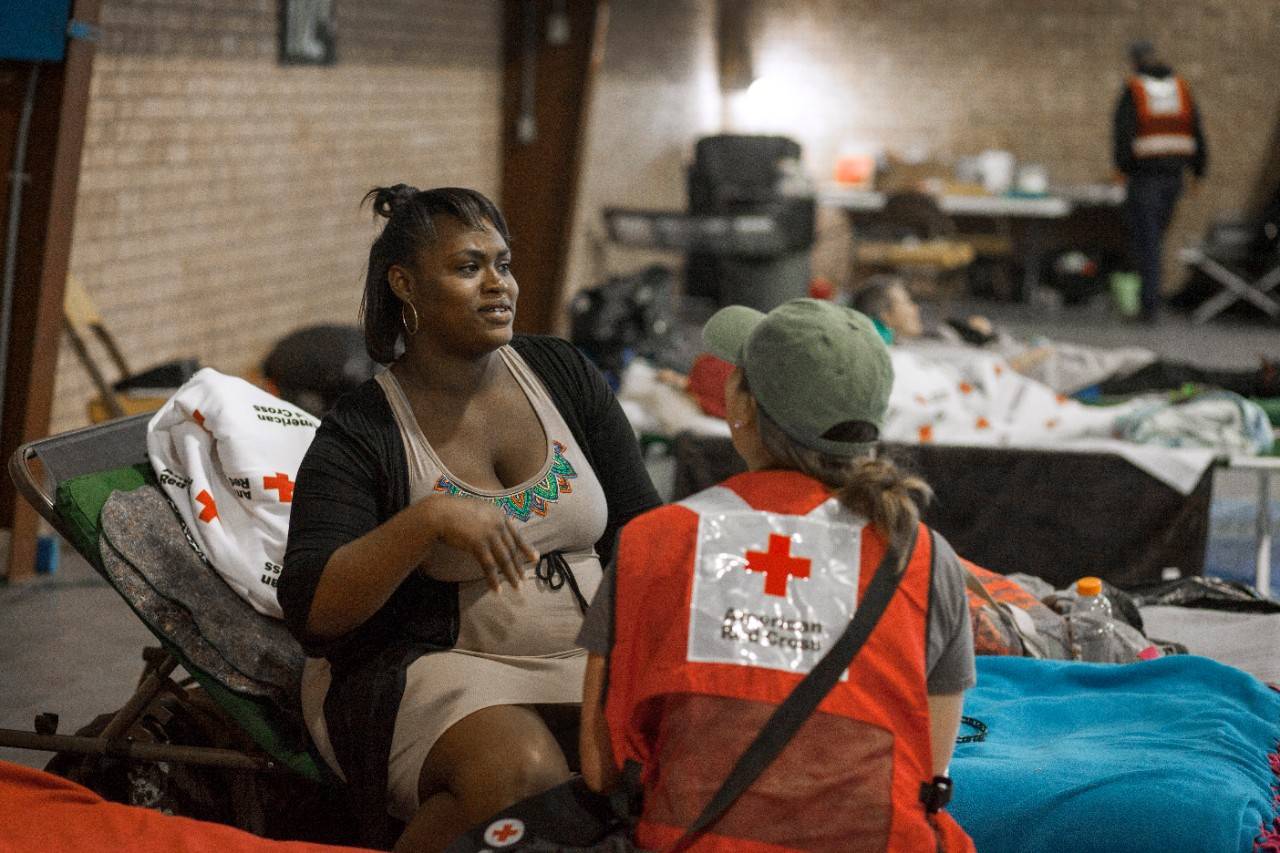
xmin=702 ymin=298 xmax=894 ymax=456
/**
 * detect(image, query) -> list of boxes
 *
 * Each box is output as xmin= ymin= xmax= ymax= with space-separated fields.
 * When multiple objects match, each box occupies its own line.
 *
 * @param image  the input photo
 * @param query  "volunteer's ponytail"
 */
xmin=833 ymin=456 xmax=932 ymax=550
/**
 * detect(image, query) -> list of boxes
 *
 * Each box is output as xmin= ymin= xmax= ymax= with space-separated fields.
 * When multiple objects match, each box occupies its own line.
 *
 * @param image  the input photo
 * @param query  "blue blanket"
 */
xmin=950 ymin=656 xmax=1280 ymax=853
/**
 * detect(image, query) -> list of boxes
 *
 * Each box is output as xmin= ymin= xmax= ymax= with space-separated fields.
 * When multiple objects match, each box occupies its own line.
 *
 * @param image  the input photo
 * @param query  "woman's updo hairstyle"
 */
xmin=359 ymin=185 xmax=510 ymax=364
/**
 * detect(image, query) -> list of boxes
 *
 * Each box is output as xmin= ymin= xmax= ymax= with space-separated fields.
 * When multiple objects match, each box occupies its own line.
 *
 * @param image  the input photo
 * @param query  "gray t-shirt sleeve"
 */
xmin=575 ymin=531 xmax=978 ymax=694
xmin=576 ymin=561 xmax=616 ymax=656
xmin=926 ymin=533 xmax=978 ymax=695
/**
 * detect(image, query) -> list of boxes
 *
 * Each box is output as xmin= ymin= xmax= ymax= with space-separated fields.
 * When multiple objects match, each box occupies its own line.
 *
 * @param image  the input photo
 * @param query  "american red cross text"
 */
xmin=744 ymin=533 xmax=811 ymax=597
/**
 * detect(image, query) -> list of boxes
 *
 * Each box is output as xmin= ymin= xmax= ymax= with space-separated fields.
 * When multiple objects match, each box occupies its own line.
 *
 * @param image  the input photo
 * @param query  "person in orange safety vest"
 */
xmin=576 ymin=298 xmax=977 ymax=852
xmin=1113 ymin=39 xmax=1208 ymax=322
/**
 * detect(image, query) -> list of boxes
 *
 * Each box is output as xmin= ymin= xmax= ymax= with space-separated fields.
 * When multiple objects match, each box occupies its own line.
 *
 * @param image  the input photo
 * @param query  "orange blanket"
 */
xmin=0 ymin=759 xmax=375 ymax=853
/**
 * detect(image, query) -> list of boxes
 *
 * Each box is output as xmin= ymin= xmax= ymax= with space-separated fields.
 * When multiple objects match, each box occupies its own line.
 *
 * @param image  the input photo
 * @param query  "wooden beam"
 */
xmin=501 ymin=0 xmax=608 ymax=336
xmin=0 ymin=0 xmax=102 ymax=581
xmin=716 ymin=0 xmax=754 ymax=93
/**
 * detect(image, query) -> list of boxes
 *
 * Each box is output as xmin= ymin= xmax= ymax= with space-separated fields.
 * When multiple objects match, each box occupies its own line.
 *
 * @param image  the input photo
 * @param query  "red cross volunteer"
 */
xmin=578 ymin=299 xmax=977 ymax=853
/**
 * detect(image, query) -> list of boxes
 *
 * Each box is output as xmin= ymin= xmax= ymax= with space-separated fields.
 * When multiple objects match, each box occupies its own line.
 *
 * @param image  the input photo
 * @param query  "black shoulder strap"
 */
xmin=667 ymin=525 xmax=925 ymax=853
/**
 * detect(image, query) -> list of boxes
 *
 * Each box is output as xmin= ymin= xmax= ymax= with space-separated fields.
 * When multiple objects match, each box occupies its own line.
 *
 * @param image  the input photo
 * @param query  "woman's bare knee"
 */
xmin=420 ymin=705 xmax=572 ymax=818
xmin=484 ymin=734 xmax=571 ymax=797
xmin=451 ymin=724 xmax=570 ymax=808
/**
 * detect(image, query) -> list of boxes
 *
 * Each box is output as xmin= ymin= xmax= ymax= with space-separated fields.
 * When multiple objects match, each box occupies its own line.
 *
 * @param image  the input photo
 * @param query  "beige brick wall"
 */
xmin=56 ymin=0 xmax=502 ymax=434
xmin=739 ymin=0 xmax=1280 ymax=291
xmin=57 ymin=1 xmax=1280 ymax=433
xmin=560 ymin=0 xmax=720 ymax=329
xmin=570 ymin=0 xmax=1280 ymax=302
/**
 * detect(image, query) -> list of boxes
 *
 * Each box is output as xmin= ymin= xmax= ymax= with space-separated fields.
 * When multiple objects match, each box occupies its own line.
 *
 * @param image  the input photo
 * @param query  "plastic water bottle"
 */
xmin=1068 ymin=576 xmax=1114 ymax=662
xmin=36 ymin=533 xmax=59 ymax=575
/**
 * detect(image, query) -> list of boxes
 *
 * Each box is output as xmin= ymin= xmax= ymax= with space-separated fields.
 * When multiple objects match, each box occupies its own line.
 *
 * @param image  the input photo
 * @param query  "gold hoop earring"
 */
xmin=401 ymin=302 xmax=420 ymax=337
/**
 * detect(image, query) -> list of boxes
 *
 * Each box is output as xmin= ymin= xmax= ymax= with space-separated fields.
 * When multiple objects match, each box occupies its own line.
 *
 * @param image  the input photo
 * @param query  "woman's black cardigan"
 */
xmin=278 ymin=334 xmax=660 ymax=842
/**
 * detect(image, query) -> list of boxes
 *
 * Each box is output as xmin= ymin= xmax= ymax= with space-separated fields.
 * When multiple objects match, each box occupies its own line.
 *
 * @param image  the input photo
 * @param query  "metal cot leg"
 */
xmin=1257 ymin=468 xmax=1273 ymax=599
xmin=1189 ymin=251 xmax=1280 ymax=325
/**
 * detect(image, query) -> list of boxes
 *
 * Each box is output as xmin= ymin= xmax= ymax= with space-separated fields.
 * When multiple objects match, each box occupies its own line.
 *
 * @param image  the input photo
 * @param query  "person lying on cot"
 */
xmin=853 ymin=275 xmax=1280 ymax=398
xmin=278 ymin=186 xmax=660 ymax=853
xmin=577 ymin=298 xmax=977 ymax=852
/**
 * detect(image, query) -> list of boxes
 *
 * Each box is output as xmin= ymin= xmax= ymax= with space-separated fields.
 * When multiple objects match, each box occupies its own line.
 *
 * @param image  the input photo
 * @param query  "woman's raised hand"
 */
xmin=424 ymin=494 xmax=539 ymax=591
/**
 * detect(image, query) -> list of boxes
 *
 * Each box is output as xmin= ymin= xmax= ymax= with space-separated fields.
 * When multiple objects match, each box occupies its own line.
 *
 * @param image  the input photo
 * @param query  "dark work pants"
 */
xmin=1125 ymin=171 xmax=1184 ymax=316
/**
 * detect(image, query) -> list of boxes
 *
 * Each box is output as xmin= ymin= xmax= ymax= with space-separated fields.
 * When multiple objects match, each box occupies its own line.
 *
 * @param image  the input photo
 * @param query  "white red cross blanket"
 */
xmin=883 ymin=348 xmax=1228 ymax=494
xmin=146 ymin=368 xmax=318 ymax=618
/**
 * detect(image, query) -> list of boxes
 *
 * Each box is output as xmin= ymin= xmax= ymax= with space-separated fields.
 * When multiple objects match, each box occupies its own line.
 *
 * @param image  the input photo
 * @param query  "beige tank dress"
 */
xmin=300 ymin=345 xmax=608 ymax=821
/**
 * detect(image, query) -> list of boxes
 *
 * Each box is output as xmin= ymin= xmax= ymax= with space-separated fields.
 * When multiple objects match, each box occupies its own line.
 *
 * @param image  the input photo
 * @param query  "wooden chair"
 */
xmin=63 ymin=276 xmax=191 ymax=423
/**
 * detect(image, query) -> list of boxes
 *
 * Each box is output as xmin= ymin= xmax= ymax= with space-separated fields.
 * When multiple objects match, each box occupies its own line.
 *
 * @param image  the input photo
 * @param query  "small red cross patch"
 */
xmin=193 ymin=409 xmax=206 ymax=429
xmin=263 ymin=472 xmax=295 ymax=502
xmin=195 ymin=489 xmax=218 ymax=523
xmin=483 ymin=817 xmax=525 ymax=847
xmin=745 ymin=534 xmax=811 ymax=597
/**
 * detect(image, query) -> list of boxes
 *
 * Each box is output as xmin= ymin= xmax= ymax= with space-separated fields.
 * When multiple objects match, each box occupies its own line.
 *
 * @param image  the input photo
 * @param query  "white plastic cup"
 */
xmin=978 ymin=150 xmax=1016 ymax=195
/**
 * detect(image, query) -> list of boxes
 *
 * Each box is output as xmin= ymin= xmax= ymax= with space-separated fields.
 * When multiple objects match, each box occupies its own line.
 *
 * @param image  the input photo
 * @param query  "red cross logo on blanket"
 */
xmin=745 ymin=534 xmax=811 ymax=597
xmin=195 ymin=489 xmax=218 ymax=523
xmin=263 ymin=472 xmax=295 ymax=502
xmin=483 ymin=817 xmax=525 ymax=847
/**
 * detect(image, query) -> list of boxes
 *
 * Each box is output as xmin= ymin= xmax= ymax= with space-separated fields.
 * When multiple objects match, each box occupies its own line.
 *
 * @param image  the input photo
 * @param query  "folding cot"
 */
xmin=0 ymin=413 xmax=356 ymax=844
xmin=668 ymin=432 xmax=1220 ymax=589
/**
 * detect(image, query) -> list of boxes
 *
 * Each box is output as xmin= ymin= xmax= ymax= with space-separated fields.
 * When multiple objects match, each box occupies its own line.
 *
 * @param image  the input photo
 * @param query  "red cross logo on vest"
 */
xmin=483 ymin=817 xmax=526 ymax=847
xmin=263 ymin=472 xmax=295 ymax=502
xmin=195 ymin=489 xmax=218 ymax=523
xmin=745 ymin=533 xmax=811 ymax=597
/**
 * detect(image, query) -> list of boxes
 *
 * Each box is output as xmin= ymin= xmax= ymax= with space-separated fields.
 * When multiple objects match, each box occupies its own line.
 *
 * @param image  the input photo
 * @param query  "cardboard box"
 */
xmin=877 ymin=155 xmax=952 ymax=193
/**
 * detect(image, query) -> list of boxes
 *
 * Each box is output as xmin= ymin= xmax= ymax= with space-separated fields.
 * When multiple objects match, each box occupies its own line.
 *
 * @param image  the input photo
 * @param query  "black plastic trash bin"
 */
xmin=604 ymin=134 xmax=816 ymax=312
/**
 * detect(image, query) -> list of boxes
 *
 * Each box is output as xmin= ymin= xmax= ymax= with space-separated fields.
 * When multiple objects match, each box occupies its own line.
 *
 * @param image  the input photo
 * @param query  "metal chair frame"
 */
xmin=1 ymin=414 xmax=285 ymax=832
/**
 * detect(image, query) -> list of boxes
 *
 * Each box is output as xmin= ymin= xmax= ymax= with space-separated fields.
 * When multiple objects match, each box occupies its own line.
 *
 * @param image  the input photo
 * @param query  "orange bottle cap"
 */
xmin=1076 ymin=576 xmax=1103 ymax=597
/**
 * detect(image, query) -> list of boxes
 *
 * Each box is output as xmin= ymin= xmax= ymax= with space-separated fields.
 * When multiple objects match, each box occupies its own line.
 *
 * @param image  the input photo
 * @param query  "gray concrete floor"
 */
xmin=0 ymin=549 xmax=158 ymax=769
xmin=1 ymin=297 xmax=1277 ymax=772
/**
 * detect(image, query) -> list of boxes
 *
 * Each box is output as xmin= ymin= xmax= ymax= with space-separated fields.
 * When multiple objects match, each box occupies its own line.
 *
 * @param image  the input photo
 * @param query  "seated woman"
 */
xmin=278 ymin=186 xmax=660 ymax=853
xmin=577 ymin=298 xmax=976 ymax=852
xmin=853 ymin=275 xmax=1279 ymax=398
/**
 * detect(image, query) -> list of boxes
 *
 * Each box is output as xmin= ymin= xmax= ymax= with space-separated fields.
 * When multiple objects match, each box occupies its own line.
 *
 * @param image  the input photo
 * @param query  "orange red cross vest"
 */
xmin=605 ymin=469 xmax=975 ymax=852
xmin=1128 ymin=74 xmax=1198 ymax=159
